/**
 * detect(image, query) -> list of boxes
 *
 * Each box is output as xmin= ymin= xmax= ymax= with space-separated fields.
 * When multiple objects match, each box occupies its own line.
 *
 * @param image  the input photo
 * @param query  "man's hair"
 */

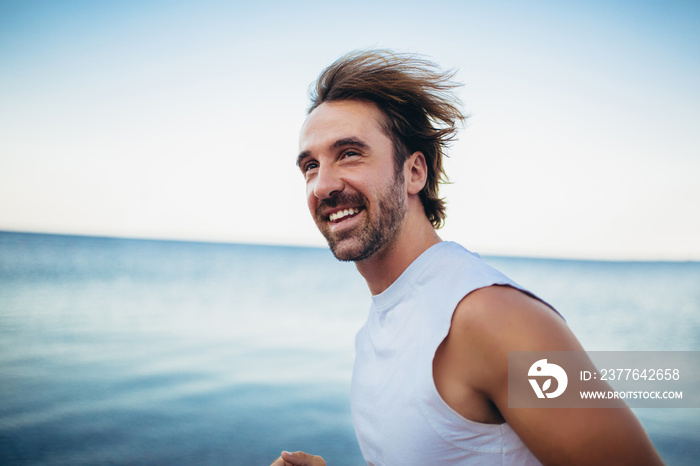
xmin=308 ymin=50 xmax=465 ymax=229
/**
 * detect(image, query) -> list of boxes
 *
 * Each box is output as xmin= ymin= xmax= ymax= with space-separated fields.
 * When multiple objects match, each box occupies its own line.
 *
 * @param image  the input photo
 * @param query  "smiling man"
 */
xmin=272 ymin=51 xmax=662 ymax=466
xmin=299 ymin=107 xmax=407 ymax=266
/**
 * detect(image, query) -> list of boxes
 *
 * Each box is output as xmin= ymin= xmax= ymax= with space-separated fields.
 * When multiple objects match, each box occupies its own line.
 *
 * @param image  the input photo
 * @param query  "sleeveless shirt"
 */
xmin=351 ymin=241 xmax=542 ymax=465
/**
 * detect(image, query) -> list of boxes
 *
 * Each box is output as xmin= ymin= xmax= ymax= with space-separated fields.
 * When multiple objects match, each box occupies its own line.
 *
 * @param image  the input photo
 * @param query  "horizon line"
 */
xmin=2 ymin=228 xmax=698 ymax=264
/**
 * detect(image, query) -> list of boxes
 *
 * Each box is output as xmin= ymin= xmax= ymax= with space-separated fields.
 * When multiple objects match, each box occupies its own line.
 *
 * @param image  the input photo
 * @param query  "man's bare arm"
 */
xmin=437 ymin=285 xmax=663 ymax=465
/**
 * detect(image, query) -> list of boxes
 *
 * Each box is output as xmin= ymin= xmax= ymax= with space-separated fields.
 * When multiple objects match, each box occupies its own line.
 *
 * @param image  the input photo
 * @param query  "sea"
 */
xmin=0 ymin=231 xmax=698 ymax=465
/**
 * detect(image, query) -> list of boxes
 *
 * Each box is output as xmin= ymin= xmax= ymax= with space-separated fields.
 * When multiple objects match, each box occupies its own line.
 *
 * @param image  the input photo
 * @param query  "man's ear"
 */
xmin=405 ymin=151 xmax=428 ymax=195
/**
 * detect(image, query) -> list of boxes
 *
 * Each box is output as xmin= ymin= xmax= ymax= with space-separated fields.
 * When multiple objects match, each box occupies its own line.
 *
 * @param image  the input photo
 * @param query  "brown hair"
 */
xmin=308 ymin=50 xmax=465 ymax=229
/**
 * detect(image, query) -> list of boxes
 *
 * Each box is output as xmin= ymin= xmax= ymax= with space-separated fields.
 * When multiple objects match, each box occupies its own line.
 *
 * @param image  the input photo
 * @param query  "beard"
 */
xmin=315 ymin=171 xmax=406 ymax=262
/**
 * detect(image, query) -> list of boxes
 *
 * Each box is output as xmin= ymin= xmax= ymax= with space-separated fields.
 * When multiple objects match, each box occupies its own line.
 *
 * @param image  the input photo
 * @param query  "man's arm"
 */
xmin=436 ymin=285 xmax=664 ymax=465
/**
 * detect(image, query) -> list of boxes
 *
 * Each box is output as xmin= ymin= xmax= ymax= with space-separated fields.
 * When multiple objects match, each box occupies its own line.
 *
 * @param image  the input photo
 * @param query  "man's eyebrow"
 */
xmin=331 ymin=137 xmax=369 ymax=151
xmin=296 ymin=137 xmax=370 ymax=167
xmin=296 ymin=150 xmax=310 ymax=167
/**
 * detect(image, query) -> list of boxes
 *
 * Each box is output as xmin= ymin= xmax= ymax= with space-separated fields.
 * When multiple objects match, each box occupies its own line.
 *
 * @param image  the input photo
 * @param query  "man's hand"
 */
xmin=270 ymin=450 xmax=326 ymax=466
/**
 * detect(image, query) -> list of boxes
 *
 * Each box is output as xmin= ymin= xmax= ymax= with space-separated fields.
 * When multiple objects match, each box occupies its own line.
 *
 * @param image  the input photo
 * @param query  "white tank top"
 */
xmin=351 ymin=241 xmax=542 ymax=465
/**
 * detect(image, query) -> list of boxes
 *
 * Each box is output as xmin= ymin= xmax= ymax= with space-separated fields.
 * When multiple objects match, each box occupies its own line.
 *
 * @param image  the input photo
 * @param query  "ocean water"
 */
xmin=0 ymin=232 xmax=698 ymax=465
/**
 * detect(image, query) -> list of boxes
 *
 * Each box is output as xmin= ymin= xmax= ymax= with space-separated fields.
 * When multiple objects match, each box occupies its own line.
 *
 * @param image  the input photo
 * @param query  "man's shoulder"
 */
xmin=450 ymin=285 xmax=578 ymax=353
xmin=441 ymin=284 xmax=582 ymax=399
xmin=417 ymin=242 xmax=515 ymax=290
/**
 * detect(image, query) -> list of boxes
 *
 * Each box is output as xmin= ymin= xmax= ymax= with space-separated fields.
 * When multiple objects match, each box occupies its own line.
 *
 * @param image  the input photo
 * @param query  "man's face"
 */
xmin=298 ymin=100 xmax=407 ymax=262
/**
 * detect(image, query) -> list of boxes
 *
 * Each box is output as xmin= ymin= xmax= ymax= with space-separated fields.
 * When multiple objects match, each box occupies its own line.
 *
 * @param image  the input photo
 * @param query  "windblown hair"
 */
xmin=308 ymin=50 xmax=466 ymax=229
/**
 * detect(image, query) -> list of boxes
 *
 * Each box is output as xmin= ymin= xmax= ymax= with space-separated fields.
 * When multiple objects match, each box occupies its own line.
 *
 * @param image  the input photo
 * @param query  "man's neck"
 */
xmin=355 ymin=214 xmax=441 ymax=295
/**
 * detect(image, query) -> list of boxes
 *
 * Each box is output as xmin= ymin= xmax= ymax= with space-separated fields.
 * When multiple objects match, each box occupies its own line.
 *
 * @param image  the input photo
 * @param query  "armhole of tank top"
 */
xmin=427 ymin=285 xmax=510 ymax=431
xmin=490 ymin=283 xmax=565 ymax=321
xmin=427 ymin=282 xmax=563 ymax=431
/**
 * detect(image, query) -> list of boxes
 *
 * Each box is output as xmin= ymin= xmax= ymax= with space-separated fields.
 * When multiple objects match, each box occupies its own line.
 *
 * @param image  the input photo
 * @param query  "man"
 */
xmin=272 ymin=51 xmax=662 ymax=465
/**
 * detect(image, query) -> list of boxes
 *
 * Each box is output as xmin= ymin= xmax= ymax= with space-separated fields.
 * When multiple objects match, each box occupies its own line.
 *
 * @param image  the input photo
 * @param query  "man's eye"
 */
xmin=303 ymin=162 xmax=319 ymax=173
xmin=343 ymin=150 xmax=359 ymax=158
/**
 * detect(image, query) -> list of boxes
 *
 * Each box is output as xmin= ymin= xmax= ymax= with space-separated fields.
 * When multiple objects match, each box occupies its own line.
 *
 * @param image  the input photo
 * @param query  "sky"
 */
xmin=1 ymin=0 xmax=698 ymax=260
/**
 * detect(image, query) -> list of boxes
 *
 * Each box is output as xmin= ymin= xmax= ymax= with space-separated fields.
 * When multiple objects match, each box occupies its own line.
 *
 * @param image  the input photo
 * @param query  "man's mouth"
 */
xmin=329 ymin=207 xmax=362 ymax=223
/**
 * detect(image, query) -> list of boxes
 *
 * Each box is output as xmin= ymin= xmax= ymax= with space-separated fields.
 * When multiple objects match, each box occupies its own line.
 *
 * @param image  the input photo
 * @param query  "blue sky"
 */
xmin=1 ymin=0 xmax=698 ymax=260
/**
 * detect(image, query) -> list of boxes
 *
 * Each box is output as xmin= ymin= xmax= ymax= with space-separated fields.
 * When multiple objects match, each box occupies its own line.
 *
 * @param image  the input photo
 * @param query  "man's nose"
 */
xmin=312 ymin=165 xmax=345 ymax=199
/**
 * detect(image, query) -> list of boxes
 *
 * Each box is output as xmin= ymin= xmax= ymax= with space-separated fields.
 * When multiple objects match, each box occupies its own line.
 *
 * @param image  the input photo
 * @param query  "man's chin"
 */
xmin=327 ymin=236 xmax=385 ymax=263
xmin=328 ymin=240 xmax=364 ymax=262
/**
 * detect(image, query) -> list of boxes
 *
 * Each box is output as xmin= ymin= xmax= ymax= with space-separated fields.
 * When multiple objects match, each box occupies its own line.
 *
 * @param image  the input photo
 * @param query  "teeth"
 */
xmin=329 ymin=208 xmax=359 ymax=222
